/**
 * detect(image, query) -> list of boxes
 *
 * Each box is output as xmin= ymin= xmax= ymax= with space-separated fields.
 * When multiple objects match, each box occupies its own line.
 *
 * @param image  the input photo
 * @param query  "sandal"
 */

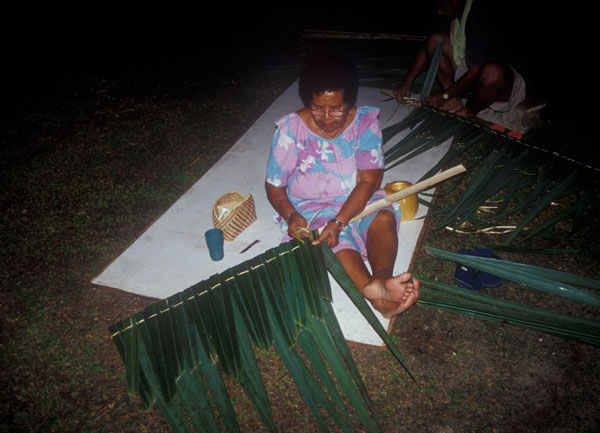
xmin=454 ymin=248 xmax=484 ymax=291
xmin=454 ymin=248 xmax=504 ymax=291
xmin=473 ymin=248 xmax=504 ymax=288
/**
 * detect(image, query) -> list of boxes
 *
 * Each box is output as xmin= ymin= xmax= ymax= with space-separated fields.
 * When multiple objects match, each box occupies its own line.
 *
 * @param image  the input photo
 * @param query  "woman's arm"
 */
xmin=265 ymin=181 xmax=308 ymax=239
xmin=313 ymin=168 xmax=383 ymax=247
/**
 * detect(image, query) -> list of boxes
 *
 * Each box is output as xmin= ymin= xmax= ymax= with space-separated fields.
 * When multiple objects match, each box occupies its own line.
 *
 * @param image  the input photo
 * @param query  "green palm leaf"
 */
xmin=381 ymin=102 xmax=599 ymax=246
xmin=320 ymin=243 xmax=415 ymax=382
xmin=229 ymin=279 xmax=277 ymax=432
xmin=295 ymin=330 xmax=357 ymax=432
xmin=503 ymin=170 xmax=580 ymax=245
xmin=109 ymin=238 xmax=412 ymax=432
xmin=416 ymin=276 xmax=600 ymax=346
xmin=420 ymin=39 xmax=444 ymax=100
xmin=424 ymin=246 xmax=600 ymax=308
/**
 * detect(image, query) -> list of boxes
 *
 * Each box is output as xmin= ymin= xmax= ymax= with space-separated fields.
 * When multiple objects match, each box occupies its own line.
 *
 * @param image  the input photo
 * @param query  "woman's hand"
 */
xmin=312 ymin=220 xmax=342 ymax=247
xmin=312 ymin=168 xmax=382 ymax=247
xmin=286 ymin=211 xmax=309 ymax=239
xmin=265 ymin=182 xmax=310 ymax=239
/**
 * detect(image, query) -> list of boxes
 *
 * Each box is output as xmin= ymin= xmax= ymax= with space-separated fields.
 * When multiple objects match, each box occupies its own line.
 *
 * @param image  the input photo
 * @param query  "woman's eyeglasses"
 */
xmin=310 ymin=107 xmax=347 ymax=118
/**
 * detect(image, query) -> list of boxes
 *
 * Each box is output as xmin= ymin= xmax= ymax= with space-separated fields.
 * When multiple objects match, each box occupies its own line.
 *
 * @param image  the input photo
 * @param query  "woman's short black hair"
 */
xmin=298 ymin=55 xmax=359 ymax=108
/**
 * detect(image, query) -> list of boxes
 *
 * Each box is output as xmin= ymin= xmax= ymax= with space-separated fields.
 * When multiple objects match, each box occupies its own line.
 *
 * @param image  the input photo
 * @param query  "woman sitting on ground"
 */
xmin=265 ymin=55 xmax=419 ymax=318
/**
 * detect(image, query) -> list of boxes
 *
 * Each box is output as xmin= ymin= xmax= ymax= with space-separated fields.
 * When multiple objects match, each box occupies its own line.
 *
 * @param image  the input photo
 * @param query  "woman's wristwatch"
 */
xmin=329 ymin=218 xmax=346 ymax=230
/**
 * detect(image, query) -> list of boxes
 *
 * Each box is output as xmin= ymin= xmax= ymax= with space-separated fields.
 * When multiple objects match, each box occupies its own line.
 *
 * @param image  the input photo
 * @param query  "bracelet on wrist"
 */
xmin=329 ymin=218 xmax=346 ymax=230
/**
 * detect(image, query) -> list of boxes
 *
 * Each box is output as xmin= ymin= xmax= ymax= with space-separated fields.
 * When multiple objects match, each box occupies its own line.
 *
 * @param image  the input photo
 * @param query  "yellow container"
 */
xmin=384 ymin=181 xmax=418 ymax=221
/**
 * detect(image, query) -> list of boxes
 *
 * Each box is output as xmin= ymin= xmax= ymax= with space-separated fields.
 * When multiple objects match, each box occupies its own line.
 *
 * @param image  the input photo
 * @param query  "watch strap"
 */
xmin=329 ymin=218 xmax=346 ymax=230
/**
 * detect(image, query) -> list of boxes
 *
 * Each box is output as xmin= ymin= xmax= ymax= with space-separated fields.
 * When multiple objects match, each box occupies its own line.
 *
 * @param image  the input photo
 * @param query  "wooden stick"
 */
xmin=381 ymin=90 xmax=422 ymax=106
xmin=313 ymin=164 xmax=466 ymax=235
xmin=349 ymin=164 xmax=466 ymax=224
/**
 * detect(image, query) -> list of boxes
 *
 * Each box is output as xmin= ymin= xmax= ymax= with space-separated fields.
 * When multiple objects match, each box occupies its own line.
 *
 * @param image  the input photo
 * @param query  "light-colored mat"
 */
xmin=93 ymin=82 xmax=451 ymax=346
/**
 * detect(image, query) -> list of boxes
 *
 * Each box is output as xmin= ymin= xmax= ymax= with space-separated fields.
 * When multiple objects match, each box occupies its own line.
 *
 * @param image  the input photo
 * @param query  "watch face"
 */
xmin=443 ymin=93 xmax=450 ymax=100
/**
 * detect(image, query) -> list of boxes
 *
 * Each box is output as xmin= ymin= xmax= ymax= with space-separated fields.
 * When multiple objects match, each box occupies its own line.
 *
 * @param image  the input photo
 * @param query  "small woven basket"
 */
xmin=212 ymin=192 xmax=257 ymax=241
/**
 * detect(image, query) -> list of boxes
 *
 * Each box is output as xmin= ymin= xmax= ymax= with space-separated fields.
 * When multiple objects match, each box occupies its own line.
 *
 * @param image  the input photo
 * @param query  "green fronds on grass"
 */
xmin=425 ymin=247 xmax=600 ymax=307
xmin=416 ymin=246 xmax=600 ymax=346
xmin=382 ymin=95 xmax=600 ymax=248
xmin=109 ymin=239 xmax=412 ymax=433
xmin=417 ymin=276 xmax=600 ymax=346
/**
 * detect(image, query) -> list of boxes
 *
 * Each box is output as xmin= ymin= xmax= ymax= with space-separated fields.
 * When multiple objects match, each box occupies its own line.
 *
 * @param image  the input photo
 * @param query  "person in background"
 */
xmin=395 ymin=0 xmax=528 ymax=118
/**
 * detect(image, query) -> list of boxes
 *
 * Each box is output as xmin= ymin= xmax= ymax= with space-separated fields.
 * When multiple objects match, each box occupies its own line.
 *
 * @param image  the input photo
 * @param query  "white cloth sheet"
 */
xmin=92 ymin=83 xmax=451 ymax=345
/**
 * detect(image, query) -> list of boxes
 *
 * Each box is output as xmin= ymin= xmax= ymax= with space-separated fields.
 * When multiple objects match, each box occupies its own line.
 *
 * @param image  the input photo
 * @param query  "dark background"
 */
xmin=1 ymin=2 xmax=589 ymax=121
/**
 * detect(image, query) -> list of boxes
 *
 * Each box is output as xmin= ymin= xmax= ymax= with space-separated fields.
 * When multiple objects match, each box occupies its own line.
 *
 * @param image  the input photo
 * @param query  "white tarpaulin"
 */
xmin=93 ymin=82 xmax=451 ymax=346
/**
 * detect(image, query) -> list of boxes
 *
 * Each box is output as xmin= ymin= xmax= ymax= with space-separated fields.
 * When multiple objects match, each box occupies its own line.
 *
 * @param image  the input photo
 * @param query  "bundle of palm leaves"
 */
xmin=108 ymin=239 xmax=600 ymax=432
xmin=417 ymin=247 xmax=600 ymax=347
xmin=109 ymin=238 xmax=411 ymax=433
xmin=383 ymin=105 xmax=600 ymax=249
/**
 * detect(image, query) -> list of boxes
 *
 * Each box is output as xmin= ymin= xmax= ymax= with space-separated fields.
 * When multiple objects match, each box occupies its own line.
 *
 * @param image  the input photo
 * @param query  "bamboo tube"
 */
xmin=307 ymin=164 xmax=466 ymax=237
xmin=348 ymin=164 xmax=466 ymax=224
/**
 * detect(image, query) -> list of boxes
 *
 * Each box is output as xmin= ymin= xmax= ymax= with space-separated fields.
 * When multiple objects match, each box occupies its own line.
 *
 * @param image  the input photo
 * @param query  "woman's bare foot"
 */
xmin=362 ymin=272 xmax=420 ymax=318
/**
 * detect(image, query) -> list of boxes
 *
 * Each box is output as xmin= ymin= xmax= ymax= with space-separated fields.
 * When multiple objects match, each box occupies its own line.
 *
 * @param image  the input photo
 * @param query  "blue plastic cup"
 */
xmin=205 ymin=228 xmax=224 ymax=261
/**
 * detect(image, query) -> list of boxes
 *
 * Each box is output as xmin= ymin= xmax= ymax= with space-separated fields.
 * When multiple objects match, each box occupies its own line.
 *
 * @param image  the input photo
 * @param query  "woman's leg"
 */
xmin=335 ymin=210 xmax=419 ymax=318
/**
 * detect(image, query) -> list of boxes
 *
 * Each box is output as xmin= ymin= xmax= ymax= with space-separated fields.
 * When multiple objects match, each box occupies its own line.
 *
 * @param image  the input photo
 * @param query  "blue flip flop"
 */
xmin=454 ymin=248 xmax=504 ymax=291
xmin=454 ymin=248 xmax=484 ymax=291
xmin=473 ymin=248 xmax=504 ymax=288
